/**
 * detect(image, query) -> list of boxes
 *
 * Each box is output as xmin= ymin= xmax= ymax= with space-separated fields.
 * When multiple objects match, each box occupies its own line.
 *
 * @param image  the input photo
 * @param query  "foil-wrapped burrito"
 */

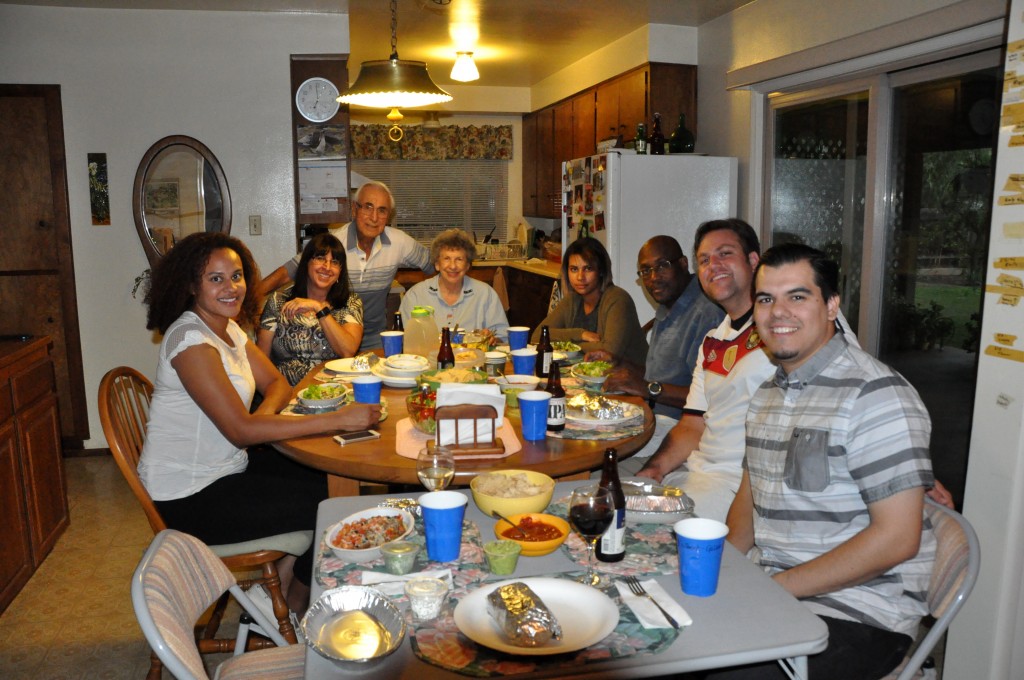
xmin=566 ymin=393 xmax=626 ymax=420
xmin=486 ymin=582 xmax=562 ymax=647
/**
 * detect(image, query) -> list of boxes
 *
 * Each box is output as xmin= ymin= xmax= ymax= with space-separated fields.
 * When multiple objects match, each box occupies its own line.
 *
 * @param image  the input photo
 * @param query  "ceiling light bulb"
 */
xmin=450 ymin=52 xmax=479 ymax=82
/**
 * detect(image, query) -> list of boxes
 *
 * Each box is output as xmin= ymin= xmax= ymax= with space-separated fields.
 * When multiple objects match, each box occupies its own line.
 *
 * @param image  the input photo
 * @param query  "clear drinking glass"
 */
xmin=568 ymin=484 xmax=614 ymax=588
xmin=417 ymin=446 xmax=455 ymax=491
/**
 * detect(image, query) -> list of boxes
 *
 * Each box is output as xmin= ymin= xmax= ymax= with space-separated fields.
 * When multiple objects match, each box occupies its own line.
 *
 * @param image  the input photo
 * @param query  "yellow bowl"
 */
xmin=470 ymin=469 xmax=554 ymax=518
xmin=492 ymin=512 xmax=569 ymax=557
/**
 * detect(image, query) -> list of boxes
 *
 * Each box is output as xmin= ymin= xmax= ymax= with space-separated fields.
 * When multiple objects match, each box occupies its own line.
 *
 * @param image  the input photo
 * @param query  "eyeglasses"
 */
xmin=637 ymin=259 xmax=674 ymax=279
xmin=355 ymin=201 xmax=390 ymax=218
xmin=311 ymin=255 xmax=342 ymax=270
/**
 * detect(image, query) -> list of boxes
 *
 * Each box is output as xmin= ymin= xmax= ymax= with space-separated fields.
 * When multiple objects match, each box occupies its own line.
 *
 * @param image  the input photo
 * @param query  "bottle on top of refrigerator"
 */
xmin=596 ymin=448 xmax=626 ymax=562
xmin=648 ymin=113 xmax=665 ymax=155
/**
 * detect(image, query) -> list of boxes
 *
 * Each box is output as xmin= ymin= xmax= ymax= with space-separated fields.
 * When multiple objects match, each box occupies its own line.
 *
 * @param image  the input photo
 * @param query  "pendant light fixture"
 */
xmin=338 ymin=0 xmax=452 ymax=141
xmin=450 ymin=52 xmax=479 ymax=82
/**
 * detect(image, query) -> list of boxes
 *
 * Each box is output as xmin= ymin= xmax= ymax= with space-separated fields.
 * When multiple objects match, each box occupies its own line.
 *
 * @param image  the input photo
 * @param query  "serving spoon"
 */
xmin=491 ymin=510 xmax=528 ymax=539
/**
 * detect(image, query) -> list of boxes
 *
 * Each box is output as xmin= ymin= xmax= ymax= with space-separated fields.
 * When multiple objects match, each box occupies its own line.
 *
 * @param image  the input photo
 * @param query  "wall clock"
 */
xmin=295 ymin=76 xmax=341 ymax=123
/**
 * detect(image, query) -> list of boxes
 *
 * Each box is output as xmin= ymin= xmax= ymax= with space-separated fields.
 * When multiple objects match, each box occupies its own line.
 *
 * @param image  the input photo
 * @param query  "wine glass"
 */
xmin=568 ymin=484 xmax=614 ymax=588
xmin=417 ymin=446 xmax=455 ymax=491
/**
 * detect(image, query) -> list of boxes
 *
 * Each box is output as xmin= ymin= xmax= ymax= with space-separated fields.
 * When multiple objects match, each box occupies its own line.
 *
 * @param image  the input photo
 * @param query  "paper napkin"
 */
xmin=615 ymin=579 xmax=693 ymax=629
xmin=360 ymin=568 xmax=454 ymax=597
xmin=435 ymin=384 xmax=505 ymax=446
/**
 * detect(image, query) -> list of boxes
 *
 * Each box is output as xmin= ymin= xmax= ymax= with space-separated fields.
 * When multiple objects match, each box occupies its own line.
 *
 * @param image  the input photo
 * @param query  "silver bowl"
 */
xmin=301 ymin=586 xmax=406 ymax=667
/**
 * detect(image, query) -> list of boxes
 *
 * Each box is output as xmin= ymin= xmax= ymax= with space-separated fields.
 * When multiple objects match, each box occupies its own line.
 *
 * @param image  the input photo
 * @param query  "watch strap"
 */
xmin=315 ymin=306 xmax=333 ymax=320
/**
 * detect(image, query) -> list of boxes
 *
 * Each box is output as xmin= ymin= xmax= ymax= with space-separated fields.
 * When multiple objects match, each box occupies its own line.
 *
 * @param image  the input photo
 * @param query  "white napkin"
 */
xmin=435 ymin=384 xmax=505 ymax=446
xmin=360 ymin=568 xmax=454 ymax=597
xmin=615 ymin=579 xmax=693 ymax=629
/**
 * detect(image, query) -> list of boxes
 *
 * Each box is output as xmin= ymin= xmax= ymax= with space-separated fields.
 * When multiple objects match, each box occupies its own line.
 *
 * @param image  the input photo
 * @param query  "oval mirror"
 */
xmin=132 ymin=135 xmax=232 ymax=267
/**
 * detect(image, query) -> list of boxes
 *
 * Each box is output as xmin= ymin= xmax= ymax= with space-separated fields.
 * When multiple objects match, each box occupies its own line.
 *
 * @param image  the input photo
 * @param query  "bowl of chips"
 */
xmin=470 ymin=469 xmax=555 ymax=517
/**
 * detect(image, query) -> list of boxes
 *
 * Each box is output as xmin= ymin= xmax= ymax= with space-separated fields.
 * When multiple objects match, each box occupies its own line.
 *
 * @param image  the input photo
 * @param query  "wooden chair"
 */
xmin=98 ymin=366 xmax=311 ymax=679
xmin=131 ymin=530 xmax=304 ymax=680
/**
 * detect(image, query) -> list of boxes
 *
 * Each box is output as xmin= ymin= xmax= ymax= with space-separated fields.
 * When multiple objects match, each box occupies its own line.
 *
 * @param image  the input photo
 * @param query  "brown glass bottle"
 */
xmin=596 ymin=448 xmax=626 ymax=562
xmin=437 ymin=326 xmax=455 ymax=369
xmin=634 ymin=123 xmax=648 ymax=155
xmin=648 ymin=112 xmax=665 ymax=155
xmin=392 ymin=311 xmax=404 ymax=332
xmin=536 ymin=325 xmax=554 ymax=378
xmin=544 ymin=360 xmax=566 ymax=432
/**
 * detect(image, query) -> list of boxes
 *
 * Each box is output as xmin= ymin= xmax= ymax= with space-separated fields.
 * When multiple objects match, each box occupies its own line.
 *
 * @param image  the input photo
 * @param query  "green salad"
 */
xmin=574 ymin=360 xmax=612 ymax=377
xmin=301 ymin=383 xmax=347 ymax=400
xmin=552 ymin=341 xmax=582 ymax=352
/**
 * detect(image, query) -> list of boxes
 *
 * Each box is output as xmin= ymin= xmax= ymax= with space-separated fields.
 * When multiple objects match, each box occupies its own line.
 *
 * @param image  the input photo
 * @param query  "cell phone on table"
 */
xmin=334 ymin=430 xmax=381 ymax=446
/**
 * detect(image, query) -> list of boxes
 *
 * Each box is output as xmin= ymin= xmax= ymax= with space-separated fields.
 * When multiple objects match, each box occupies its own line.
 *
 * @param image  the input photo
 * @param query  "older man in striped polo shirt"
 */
xmin=717 ymin=243 xmax=937 ymax=680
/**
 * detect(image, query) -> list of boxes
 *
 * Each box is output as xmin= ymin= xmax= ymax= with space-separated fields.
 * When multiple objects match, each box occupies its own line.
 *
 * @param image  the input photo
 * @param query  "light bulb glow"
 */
xmin=450 ymin=52 xmax=480 ymax=82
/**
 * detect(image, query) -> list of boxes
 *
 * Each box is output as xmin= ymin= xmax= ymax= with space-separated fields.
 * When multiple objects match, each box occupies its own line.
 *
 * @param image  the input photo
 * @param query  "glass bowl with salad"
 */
xmin=406 ymin=387 xmax=438 ymax=434
xmin=571 ymin=360 xmax=613 ymax=386
xmin=297 ymin=382 xmax=349 ymax=410
xmin=552 ymin=340 xmax=583 ymax=361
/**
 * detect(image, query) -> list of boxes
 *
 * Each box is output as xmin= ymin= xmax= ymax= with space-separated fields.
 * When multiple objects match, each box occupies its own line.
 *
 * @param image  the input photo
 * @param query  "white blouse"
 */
xmin=138 ymin=311 xmax=254 ymax=501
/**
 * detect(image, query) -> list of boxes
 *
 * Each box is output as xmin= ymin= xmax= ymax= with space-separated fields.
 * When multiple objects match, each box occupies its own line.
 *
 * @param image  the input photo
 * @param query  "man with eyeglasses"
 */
xmin=259 ymin=180 xmax=432 ymax=351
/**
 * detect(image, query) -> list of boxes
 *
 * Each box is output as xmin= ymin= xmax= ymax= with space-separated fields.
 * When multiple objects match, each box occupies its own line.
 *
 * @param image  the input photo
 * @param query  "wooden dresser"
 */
xmin=0 ymin=336 xmax=68 ymax=614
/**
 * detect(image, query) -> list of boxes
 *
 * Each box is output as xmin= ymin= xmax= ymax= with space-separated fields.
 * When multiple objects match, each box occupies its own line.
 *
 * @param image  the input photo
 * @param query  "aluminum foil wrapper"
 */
xmin=566 ymin=393 xmax=625 ymax=420
xmin=486 ymin=582 xmax=562 ymax=647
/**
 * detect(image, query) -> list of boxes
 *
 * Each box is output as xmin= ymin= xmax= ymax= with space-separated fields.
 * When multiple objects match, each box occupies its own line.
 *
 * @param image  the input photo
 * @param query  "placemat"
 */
xmin=316 ymin=517 xmax=488 ymax=594
xmin=408 ymin=573 xmax=678 ymax=677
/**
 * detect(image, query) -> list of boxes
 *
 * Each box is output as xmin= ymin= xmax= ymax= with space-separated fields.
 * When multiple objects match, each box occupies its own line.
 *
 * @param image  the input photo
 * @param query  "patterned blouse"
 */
xmin=259 ymin=287 xmax=363 ymax=385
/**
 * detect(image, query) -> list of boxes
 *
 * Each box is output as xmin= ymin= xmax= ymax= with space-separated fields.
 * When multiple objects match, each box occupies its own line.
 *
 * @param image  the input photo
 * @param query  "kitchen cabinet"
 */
xmin=504 ymin=266 xmax=560 ymax=331
xmin=0 ymin=337 xmax=67 ymax=615
xmin=523 ymin=63 xmax=697 ymax=218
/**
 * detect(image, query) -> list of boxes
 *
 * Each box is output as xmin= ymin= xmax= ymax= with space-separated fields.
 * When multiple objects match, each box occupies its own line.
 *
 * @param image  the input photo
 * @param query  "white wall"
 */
xmin=0 ymin=4 xmax=347 ymax=447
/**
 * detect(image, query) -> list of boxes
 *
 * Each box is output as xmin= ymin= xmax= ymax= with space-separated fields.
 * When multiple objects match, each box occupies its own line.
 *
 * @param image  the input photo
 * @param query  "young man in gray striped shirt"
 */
xmin=719 ymin=243 xmax=937 ymax=680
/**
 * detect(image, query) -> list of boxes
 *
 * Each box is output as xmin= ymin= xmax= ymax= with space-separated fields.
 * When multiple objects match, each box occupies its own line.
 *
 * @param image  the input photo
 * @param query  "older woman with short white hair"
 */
xmin=399 ymin=228 xmax=509 ymax=341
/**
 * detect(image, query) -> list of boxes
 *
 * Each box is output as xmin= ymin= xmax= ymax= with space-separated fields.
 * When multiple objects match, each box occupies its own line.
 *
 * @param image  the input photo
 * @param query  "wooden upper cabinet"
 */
xmin=571 ymin=92 xmax=596 ymax=159
xmin=521 ymin=112 xmax=539 ymax=216
xmin=616 ymin=68 xmax=649 ymax=138
xmin=535 ymin=108 xmax=557 ymax=218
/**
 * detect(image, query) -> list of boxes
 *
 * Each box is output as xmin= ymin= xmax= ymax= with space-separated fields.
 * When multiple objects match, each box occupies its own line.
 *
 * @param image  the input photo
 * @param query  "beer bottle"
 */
xmin=634 ymin=123 xmax=647 ymax=155
xmin=437 ymin=326 xmax=455 ymax=369
xmin=544 ymin=360 xmax=566 ymax=432
xmin=392 ymin=311 xmax=404 ymax=332
xmin=648 ymin=112 xmax=665 ymax=155
xmin=536 ymin=325 xmax=554 ymax=379
xmin=596 ymin=448 xmax=626 ymax=562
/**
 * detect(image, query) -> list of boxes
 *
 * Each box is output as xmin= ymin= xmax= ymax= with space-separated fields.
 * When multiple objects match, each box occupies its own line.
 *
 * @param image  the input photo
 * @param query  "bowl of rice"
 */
xmin=325 ymin=507 xmax=416 ymax=563
xmin=417 ymin=367 xmax=488 ymax=391
xmin=470 ymin=469 xmax=555 ymax=517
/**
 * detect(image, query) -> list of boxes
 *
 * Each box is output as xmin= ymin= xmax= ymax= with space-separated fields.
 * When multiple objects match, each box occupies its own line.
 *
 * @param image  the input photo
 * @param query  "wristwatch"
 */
xmin=646 ymin=381 xmax=663 ymax=409
xmin=315 ymin=305 xmax=333 ymax=320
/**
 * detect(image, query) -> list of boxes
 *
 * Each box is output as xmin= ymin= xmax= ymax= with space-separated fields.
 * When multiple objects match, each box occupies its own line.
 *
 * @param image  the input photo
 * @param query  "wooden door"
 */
xmin=522 ymin=112 xmax=539 ymax=216
xmin=0 ymin=85 xmax=87 ymax=446
xmin=595 ymin=80 xmax=621 ymax=147
xmin=571 ymin=92 xmax=596 ymax=159
xmin=617 ymin=68 xmax=649 ymax=137
xmin=535 ymin=109 xmax=557 ymax=218
xmin=18 ymin=392 xmax=67 ymax=564
xmin=0 ymin=419 xmax=33 ymax=614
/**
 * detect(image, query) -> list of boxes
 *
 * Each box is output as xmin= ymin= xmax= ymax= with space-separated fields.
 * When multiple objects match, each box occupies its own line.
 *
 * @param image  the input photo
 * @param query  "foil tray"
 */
xmin=622 ymin=479 xmax=695 ymax=524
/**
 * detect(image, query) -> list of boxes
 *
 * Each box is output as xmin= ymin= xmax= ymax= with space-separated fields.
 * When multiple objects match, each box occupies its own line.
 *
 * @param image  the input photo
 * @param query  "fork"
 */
xmin=623 ymin=576 xmax=680 ymax=629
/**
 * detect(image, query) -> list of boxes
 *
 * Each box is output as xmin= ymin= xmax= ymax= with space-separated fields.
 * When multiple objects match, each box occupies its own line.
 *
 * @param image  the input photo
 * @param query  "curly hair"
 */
xmin=145 ymin=232 xmax=262 ymax=334
xmin=561 ymin=237 xmax=613 ymax=293
xmin=289 ymin=232 xmax=353 ymax=308
xmin=429 ymin=228 xmax=477 ymax=266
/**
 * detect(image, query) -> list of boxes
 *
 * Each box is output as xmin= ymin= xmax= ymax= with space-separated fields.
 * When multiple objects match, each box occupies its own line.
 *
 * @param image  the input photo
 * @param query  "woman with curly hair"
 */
xmin=138 ymin=232 xmax=379 ymax=614
xmin=257 ymin=232 xmax=364 ymax=385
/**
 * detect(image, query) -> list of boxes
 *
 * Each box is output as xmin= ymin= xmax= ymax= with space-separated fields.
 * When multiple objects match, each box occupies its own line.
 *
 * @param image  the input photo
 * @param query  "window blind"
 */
xmin=352 ymin=159 xmax=508 ymax=245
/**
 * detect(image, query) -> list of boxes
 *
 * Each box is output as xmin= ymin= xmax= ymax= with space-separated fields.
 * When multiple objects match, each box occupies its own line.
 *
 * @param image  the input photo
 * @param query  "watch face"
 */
xmin=295 ymin=77 xmax=341 ymax=123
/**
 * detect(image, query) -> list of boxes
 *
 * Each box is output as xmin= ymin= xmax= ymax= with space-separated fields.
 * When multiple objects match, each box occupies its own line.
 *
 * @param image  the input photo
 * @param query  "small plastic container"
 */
xmin=404 ymin=577 xmax=449 ymax=622
xmin=379 ymin=541 xmax=420 ymax=575
xmin=483 ymin=540 xmax=522 ymax=575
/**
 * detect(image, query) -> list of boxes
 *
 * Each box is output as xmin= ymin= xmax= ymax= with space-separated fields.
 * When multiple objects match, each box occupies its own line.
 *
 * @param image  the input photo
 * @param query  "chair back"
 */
xmin=132 ymin=530 xmax=237 ymax=680
xmin=98 ymin=366 xmax=165 ymax=533
xmin=895 ymin=497 xmax=981 ymax=680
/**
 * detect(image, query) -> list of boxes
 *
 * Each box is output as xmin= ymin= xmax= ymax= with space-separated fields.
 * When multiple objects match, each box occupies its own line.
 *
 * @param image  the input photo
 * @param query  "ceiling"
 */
xmin=5 ymin=0 xmax=752 ymax=87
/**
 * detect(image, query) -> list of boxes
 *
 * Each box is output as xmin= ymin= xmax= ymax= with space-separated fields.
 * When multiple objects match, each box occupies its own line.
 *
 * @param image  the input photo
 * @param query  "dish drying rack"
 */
xmin=482 ymin=240 xmax=526 ymax=260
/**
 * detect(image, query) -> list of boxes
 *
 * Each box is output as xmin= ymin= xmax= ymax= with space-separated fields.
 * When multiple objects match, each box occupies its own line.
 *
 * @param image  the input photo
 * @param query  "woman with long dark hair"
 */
xmin=258 ymin=232 xmax=363 ymax=384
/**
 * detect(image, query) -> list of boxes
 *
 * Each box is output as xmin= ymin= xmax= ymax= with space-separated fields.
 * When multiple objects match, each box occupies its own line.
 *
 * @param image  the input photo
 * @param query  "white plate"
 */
xmin=453 ymin=578 xmax=618 ymax=655
xmin=571 ymin=363 xmax=611 ymax=386
xmin=372 ymin=363 xmax=418 ymax=388
xmin=384 ymin=354 xmax=431 ymax=375
xmin=325 ymin=507 xmax=416 ymax=563
xmin=566 ymin=400 xmax=643 ymax=425
xmin=325 ymin=357 xmax=371 ymax=374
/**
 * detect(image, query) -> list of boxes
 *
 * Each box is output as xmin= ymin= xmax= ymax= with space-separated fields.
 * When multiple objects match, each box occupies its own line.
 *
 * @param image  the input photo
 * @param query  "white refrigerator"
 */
xmin=561 ymin=152 xmax=738 ymax=317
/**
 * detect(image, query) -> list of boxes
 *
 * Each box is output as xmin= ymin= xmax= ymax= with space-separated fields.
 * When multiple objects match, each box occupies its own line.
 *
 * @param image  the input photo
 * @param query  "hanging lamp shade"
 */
xmin=338 ymin=57 xmax=452 ymax=109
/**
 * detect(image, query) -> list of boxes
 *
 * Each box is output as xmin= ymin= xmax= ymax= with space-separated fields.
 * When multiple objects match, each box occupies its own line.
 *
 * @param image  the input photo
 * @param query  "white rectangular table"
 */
xmin=303 ymin=482 xmax=828 ymax=679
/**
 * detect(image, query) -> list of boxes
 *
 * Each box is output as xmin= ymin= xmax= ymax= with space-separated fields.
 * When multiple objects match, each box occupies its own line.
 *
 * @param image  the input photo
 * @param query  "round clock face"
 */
xmin=295 ymin=77 xmax=341 ymax=123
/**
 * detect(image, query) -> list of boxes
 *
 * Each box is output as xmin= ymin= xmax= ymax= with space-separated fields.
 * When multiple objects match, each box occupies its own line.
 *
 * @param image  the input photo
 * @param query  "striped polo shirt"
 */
xmin=745 ymin=333 xmax=936 ymax=636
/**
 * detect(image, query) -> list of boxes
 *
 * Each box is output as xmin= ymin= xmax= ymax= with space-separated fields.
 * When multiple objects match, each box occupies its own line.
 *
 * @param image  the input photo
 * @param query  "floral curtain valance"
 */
xmin=351 ymin=124 xmax=513 ymax=161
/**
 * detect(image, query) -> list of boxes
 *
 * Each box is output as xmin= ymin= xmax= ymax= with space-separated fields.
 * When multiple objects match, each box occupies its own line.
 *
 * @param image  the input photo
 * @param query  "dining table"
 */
xmin=272 ymin=358 xmax=656 ymax=497
xmin=302 ymin=481 xmax=829 ymax=679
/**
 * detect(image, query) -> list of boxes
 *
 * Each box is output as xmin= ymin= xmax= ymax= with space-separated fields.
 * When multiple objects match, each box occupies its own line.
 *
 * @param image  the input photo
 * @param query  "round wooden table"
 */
xmin=272 ymin=362 xmax=655 ymax=496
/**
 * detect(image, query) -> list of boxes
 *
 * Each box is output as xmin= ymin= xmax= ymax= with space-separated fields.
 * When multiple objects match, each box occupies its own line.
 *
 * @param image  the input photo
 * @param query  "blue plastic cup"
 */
xmin=419 ymin=491 xmax=469 ymax=562
xmin=350 ymin=375 xmax=383 ymax=404
xmin=510 ymin=348 xmax=537 ymax=375
xmin=674 ymin=518 xmax=729 ymax=597
xmin=381 ymin=331 xmax=404 ymax=357
xmin=516 ymin=391 xmax=551 ymax=441
xmin=508 ymin=326 xmax=530 ymax=351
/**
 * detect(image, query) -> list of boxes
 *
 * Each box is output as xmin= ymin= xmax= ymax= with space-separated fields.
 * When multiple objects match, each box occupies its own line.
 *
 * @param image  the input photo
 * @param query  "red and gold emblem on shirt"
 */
xmin=702 ymin=325 xmax=764 ymax=377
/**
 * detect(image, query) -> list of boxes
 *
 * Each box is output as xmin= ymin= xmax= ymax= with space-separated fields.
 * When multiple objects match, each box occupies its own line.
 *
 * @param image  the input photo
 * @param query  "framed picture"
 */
xmin=145 ymin=179 xmax=180 ymax=216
